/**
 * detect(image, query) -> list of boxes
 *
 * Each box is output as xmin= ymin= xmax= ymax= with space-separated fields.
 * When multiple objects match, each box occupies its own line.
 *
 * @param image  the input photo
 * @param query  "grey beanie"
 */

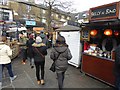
xmin=35 ymin=36 xmax=42 ymax=43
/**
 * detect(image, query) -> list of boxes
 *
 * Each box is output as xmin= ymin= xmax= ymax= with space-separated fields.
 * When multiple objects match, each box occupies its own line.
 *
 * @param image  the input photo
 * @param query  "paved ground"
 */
xmin=2 ymin=48 xmax=113 ymax=89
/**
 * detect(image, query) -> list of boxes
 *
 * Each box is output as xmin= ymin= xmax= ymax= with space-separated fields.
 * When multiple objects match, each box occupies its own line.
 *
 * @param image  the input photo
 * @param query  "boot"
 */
xmin=41 ymin=80 xmax=45 ymax=85
xmin=37 ymin=80 xmax=40 ymax=85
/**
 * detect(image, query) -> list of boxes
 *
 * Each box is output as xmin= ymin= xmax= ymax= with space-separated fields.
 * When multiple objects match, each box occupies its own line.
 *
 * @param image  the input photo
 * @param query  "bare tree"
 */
xmin=43 ymin=0 xmax=76 ymax=32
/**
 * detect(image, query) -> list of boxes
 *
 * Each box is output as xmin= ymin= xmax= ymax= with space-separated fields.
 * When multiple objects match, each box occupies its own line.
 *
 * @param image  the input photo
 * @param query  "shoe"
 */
xmin=31 ymin=66 xmax=34 ymax=69
xmin=22 ymin=61 xmax=26 ymax=64
xmin=10 ymin=75 xmax=17 ymax=82
xmin=37 ymin=80 xmax=41 ymax=85
xmin=0 ymin=82 xmax=2 ymax=90
xmin=41 ymin=80 xmax=45 ymax=85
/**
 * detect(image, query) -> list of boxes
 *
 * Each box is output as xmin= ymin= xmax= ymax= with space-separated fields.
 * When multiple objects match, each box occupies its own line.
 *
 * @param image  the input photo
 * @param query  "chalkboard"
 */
xmin=81 ymin=30 xmax=90 ymax=41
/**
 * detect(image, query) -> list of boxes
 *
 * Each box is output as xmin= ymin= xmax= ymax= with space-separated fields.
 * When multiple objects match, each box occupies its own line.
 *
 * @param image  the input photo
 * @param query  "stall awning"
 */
xmin=55 ymin=25 xmax=81 ymax=32
xmin=33 ymin=27 xmax=44 ymax=33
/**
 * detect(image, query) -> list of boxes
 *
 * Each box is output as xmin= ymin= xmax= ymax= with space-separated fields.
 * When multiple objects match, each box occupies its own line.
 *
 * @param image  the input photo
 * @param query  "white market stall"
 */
xmin=56 ymin=25 xmax=82 ymax=67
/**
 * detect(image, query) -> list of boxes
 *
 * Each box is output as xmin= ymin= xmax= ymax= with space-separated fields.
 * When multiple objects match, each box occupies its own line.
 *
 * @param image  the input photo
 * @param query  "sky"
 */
xmin=70 ymin=0 xmax=120 ymax=12
xmin=35 ymin=0 xmax=120 ymax=12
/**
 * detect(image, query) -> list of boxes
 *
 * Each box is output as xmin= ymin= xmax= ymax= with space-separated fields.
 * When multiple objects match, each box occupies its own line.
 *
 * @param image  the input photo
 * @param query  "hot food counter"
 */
xmin=81 ymin=53 xmax=115 ymax=86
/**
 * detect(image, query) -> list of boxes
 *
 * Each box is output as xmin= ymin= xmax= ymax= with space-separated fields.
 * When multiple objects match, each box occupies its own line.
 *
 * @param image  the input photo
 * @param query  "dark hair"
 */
xmin=56 ymin=36 xmax=66 ymax=44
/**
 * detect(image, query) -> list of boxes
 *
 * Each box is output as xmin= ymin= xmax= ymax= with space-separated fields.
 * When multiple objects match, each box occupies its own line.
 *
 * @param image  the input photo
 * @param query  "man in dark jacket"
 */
xmin=26 ymin=34 xmax=35 ymax=68
xmin=32 ymin=36 xmax=47 ymax=85
xmin=114 ymin=45 xmax=120 ymax=90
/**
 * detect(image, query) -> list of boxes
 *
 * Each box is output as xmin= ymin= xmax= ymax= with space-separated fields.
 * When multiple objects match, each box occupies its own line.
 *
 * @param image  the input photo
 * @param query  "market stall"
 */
xmin=56 ymin=21 xmax=82 ymax=67
xmin=81 ymin=1 xmax=120 ymax=86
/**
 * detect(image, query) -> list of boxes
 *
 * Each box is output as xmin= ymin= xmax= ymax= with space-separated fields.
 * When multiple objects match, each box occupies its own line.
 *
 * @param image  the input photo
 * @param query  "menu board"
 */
xmin=81 ymin=30 xmax=90 ymax=41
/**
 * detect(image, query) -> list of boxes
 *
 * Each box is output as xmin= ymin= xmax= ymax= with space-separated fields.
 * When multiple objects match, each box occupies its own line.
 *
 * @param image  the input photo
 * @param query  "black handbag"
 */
xmin=49 ymin=62 xmax=55 ymax=72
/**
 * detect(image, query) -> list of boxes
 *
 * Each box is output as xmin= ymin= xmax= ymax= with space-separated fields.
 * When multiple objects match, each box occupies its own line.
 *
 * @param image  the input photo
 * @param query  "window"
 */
xmin=3 ymin=12 xmax=9 ymax=21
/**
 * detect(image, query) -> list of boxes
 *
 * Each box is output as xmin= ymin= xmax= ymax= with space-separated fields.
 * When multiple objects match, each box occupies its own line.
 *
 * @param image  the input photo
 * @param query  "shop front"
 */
xmin=81 ymin=1 xmax=120 ymax=86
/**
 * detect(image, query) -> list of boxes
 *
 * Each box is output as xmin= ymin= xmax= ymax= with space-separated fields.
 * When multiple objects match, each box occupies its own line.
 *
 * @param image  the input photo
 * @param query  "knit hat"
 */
xmin=35 ymin=36 xmax=42 ymax=43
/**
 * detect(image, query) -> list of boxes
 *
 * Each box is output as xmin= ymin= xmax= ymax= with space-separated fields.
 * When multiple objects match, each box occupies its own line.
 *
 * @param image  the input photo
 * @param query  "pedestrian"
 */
xmin=32 ymin=36 xmax=47 ymax=85
xmin=26 ymin=34 xmax=35 ymax=68
xmin=50 ymin=35 xmax=72 ymax=90
xmin=114 ymin=44 xmax=120 ymax=90
xmin=19 ymin=33 xmax=28 ymax=64
xmin=40 ymin=31 xmax=48 ymax=46
xmin=0 ymin=36 xmax=17 ymax=86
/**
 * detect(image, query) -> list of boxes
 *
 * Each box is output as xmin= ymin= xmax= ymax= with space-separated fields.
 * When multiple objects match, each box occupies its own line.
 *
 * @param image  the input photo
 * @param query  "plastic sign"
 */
xmin=26 ymin=20 xmax=36 ymax=26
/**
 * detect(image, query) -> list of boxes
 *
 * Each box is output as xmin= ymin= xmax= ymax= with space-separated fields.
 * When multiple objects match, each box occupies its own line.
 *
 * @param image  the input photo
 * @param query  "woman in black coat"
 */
xmin=32 ymin=36 xmax=47 ymax=85
xmin=26 ymin=34 xmax=35 ymax=68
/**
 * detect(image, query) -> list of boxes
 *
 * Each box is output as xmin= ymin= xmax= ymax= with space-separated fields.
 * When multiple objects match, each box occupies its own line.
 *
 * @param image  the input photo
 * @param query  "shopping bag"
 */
xmin=49 ymin=62 xmax=55 ymax=72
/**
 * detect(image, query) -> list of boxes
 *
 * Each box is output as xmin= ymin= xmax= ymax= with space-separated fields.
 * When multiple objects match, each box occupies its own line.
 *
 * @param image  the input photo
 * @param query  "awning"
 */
xmin=55 ymin=25 xmax=81 ymax=32
xmin=6 ymin=27 xmax=27 ymax=32
xmin=33 ymin=27 xmax=44 ymax=33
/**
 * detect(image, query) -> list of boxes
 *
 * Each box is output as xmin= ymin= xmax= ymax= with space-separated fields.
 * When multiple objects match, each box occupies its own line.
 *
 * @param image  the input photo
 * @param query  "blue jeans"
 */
xmin=2 ymin=63 xmax=14 ymax=77
xmin=0 ymin=64 xmax=2 ymax=82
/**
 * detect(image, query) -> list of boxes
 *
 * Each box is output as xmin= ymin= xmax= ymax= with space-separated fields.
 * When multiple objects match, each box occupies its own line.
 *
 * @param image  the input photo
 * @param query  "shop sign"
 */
xmin=89 ymin=2 xmax=119 ymax=21
xmin=67 ymin=20 xmax=80 ymax=27
xmin=25 ymin=20 xmax=36 ymax=26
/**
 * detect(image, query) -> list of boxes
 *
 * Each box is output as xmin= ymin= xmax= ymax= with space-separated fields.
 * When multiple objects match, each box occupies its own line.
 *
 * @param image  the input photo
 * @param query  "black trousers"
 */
xmin=21 ymin=48 xmax=27 ymax=62
xmin=34 ymin=61 xmax=45 ymax=81
xmin=57 ymin=72 xmax=65 ymax=90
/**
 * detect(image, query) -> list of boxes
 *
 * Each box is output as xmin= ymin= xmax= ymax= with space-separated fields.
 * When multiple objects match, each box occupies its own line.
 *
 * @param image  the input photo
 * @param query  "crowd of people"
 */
xmin=1 ymin=30 xmax=120 ymax=90
xmin=0 ymin=31 xmax=72 ymax=90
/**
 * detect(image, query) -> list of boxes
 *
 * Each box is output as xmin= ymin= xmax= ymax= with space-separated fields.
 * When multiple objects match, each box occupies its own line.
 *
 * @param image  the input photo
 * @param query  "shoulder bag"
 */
xmin=34 ymin=47 xmax=45 ymax=59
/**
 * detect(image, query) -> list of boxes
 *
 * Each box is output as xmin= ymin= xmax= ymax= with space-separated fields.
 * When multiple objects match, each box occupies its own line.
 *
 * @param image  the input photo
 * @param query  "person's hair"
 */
xmin=55 ymin=36 xmax=68 ymax=47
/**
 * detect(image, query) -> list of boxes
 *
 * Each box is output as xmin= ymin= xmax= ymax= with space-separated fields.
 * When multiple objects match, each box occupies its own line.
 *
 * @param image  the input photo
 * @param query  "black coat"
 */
xmin=26 ymin=38 xmax=35 ymax=58
xmin=32 ymin=43 xmax=47 ymax=62
xmin=114 ymin=45 xmax=120 ymax=76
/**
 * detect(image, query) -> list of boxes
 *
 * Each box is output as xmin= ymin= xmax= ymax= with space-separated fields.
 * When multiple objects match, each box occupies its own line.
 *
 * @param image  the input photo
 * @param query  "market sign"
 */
xmin=25 ymin=20 xmax=36 ymax=26
xmin=89 ymin=2 xmax=119 ymax=21
xmin=65 ymin=20 xmax=80 ymax=27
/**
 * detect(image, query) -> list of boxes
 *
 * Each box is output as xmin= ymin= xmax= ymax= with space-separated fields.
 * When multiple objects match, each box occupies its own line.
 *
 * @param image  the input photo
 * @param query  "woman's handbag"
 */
xmin=49 ymin=62 xmax=56 ymax=72
xmin=49 ymin=51 xmax=60 ymax=72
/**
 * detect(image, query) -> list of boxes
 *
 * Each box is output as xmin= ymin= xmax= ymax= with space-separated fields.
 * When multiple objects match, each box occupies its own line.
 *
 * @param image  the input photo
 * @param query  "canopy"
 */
xmin=55 ymin=25 xmax=81 ymax=32
xmin=6 ymin=27 xmax=27 ymax=32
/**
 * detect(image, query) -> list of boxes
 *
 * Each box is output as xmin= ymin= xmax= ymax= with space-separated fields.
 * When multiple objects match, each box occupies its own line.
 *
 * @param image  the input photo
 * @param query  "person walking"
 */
xmin=26 ymin=34 xmax=35 ymax=68
xmin=32 ymin=36 xmax=47 ymax=85
xmin=19 ymin=33 xmax=28 ymax=64
xmin=50 ymin=35 xmax=72 ymax=90
xmin=0 ymin=36 xmax=17 ymax=86
xmin=114 ymin=44 xmax=120 ymax=90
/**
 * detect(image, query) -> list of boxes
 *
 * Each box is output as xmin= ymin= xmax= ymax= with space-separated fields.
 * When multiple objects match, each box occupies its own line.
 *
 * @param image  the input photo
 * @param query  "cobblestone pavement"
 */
xmin=2 ymin=48 xmax=113 ymax=89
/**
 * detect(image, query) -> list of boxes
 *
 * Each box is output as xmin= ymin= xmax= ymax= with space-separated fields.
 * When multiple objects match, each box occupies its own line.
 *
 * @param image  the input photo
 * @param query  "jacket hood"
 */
xmin=32 ymin=43 xmax=46 ymax=47
xmin=54 ymin=46 xmax=68 ymax=53
xmin=40 ymin=33 xmax=46 ymax=39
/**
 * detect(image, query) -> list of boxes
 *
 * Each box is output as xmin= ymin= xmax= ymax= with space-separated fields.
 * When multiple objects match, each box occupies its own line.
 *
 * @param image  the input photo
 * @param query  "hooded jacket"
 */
xmin=50 ymin=44 xmax=72 ymax=73
xmin=0 ymin=42 xmax=12 ymax=64
xmin=32 ymin=42 xmax=47 ymax=62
